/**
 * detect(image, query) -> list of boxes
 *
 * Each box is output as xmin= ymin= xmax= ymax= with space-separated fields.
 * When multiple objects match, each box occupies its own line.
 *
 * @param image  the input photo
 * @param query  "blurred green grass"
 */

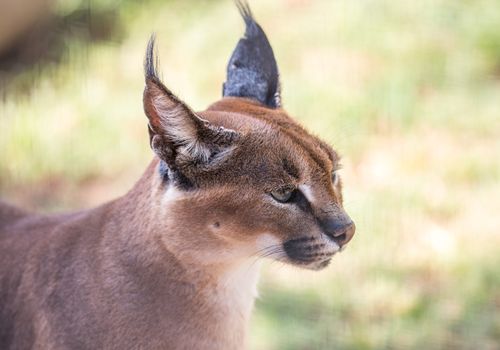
xmin=1 ymin=0 xmax=499 ymax=349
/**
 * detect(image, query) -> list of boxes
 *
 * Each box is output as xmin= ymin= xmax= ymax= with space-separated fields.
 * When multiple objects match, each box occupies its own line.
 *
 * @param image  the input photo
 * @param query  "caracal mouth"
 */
xmin=281 ymin=235 xmax=342 ymax=270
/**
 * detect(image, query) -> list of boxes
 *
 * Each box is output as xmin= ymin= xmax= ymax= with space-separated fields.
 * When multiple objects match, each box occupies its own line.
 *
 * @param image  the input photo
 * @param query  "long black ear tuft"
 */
xmin=145 ymin=33 xmax=161 ymax=84
xmin=223 ymin=0 xmax=281 ymax=108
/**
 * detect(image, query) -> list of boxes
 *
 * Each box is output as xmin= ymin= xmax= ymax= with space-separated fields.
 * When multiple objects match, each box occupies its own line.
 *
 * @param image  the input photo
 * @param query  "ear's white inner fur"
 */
xmin=152 ymin=94 xmax=212 ymax=162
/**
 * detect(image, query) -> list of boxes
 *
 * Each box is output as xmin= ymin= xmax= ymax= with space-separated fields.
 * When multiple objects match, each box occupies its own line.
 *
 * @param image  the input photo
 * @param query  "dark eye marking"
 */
xmin=270 ymin=187 xmax=312 ymax=213
xmin=282 ymin=158 xmax=300 ymax=179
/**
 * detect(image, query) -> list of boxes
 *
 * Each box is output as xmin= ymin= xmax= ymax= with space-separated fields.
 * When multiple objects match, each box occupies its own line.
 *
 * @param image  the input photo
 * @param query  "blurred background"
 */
xmin=0 ymin=0 xmax=499 ymax=349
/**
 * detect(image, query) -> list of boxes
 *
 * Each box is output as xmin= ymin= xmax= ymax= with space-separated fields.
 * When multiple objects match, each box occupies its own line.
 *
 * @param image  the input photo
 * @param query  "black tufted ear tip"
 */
xmin=235 ymin=0 xmax=257 ymax=37
xmin=223 ymin=0 xmax=281 ymax=108
xmin=144 ymin=33 xmax=160 ymax=83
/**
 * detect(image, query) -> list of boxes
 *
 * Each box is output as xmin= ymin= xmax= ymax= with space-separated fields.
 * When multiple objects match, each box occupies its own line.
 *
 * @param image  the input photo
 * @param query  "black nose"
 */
xmin=320 ymin=217 xmax=355 ymax=247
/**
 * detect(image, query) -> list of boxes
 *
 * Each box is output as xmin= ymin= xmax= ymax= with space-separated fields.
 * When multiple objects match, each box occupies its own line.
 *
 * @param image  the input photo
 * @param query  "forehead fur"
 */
xmin=192 ymin=97 xmax=339 ymax=187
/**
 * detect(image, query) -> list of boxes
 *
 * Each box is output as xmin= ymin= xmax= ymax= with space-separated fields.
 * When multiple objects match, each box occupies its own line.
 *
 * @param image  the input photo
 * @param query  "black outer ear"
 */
xmin=223 ymin=0 xmax=281 ymax=108
xmin=143 ymin=35 xmax=240 ymax=171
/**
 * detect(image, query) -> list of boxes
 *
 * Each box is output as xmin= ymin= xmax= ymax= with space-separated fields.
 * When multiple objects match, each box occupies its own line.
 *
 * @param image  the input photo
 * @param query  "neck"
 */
xmin=101 ymin=159 xmax=261 ymax=348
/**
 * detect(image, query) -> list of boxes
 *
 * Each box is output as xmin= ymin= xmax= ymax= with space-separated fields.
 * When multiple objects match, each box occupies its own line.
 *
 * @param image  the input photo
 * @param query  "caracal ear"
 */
xmin=143 ymin=35 xmax=240 ymax=171
xmin=223 ymin=0 xmax=281 ymax=108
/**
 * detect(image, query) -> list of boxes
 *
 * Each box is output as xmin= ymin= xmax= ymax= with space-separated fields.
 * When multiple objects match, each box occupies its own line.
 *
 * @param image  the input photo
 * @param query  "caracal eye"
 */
xmin=331 ymin=171 xmax=339 ymax=186
xmin=270 ymin=188 xmax=295 ymax=203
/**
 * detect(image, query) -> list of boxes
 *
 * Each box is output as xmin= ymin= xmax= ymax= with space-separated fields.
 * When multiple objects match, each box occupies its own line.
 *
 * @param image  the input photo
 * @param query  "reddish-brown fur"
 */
xmin=0 ymin=6 xmax=356 ymax=345
xmin=0 ymin=97 xmax=355 ymax=349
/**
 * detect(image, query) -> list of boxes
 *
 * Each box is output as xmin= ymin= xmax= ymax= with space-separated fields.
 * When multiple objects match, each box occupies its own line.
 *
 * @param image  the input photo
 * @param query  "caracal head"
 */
xmin=141 ymin=2 xmax=355 ymax=270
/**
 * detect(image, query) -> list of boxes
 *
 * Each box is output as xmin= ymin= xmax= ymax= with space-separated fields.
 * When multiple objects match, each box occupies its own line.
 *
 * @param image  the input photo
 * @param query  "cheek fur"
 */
xmin=256 ymin=233 xmax=281 ymax=250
